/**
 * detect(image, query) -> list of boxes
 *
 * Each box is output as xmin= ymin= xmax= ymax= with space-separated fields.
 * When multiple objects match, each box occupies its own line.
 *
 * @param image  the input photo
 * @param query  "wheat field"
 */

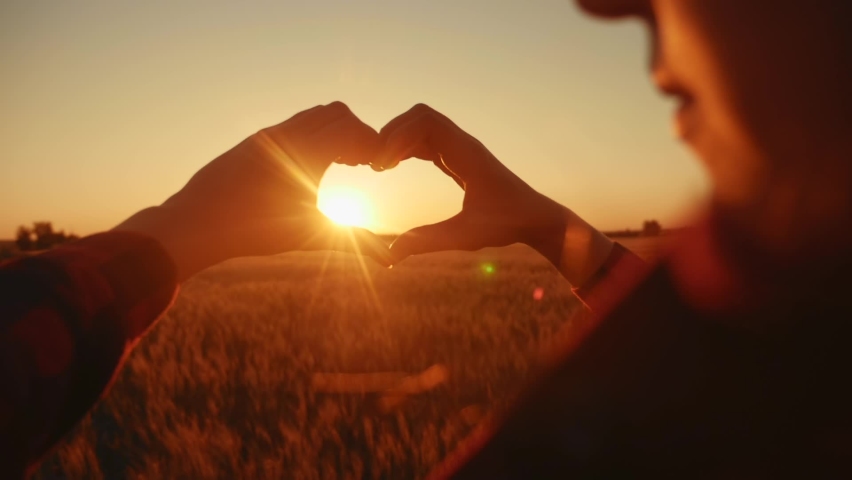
xmin=32 ymin=239 xmax=664 ymax=479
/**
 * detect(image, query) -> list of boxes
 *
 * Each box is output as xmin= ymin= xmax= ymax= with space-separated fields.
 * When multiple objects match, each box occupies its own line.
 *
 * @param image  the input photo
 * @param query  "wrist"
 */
xmin=113 ymin=206 xmax=208 ymax=282
xmin=521 ymin=199 xmax=613 ymax=287
xmin=559 ymin=210 xmax=614 ymax=287
xmin=519 ymin=193 xmax=571 ymax=265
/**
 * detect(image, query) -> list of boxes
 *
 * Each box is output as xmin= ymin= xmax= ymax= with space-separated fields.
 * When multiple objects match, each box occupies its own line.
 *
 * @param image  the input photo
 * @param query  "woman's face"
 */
xmin=578 ymin=0 xmax=852 ymax=238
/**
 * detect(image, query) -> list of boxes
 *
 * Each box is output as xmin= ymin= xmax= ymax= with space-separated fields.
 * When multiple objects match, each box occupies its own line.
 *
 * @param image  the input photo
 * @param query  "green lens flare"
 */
xmin=481 ymin=263 xmax=496 ymax=275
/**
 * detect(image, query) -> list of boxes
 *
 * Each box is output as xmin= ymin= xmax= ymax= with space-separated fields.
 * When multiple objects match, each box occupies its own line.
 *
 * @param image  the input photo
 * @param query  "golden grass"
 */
xmin=32 ymin=240 xmax=663 ymax=479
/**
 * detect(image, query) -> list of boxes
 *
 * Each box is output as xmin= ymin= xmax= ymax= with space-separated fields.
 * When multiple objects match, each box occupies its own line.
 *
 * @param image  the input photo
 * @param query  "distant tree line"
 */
xmin=2 ymin=219 xmax=673 ymax=262
xmin=15 ymin=222 xmax=79 ymax=251
xmin=604 ymin=220 xmax=664 ymax=238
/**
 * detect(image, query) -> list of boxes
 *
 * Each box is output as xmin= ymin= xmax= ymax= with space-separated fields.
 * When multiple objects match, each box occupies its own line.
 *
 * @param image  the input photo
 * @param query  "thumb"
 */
xmin=389 ymin=213 xmax=483 ymax=264
xmin=238 ymin=216 xmax=392 ymax=267
xmin=310 ymin=223 xmax=393 ymax=268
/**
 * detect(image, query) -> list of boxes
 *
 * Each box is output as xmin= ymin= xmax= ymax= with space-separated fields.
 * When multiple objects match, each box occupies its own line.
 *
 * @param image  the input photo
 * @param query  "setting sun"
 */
xmin=317 ymin=187 xmax=373 ymax=228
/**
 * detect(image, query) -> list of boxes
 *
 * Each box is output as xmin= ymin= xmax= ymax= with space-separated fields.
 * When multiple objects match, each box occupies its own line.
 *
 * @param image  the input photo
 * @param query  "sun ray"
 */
xmin=254 ymin=130 xmax=321 ymax=195
xmin=345 ymin=227 xmax=384 ymax=312
xmin=297 ymin=224 xmax=383 ymax=314
xmin=305 ymin=248 xmax=335 ymax=317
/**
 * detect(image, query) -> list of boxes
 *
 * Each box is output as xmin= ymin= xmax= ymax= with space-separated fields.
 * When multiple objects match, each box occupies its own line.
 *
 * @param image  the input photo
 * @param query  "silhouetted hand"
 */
xmin=373 ymin=104 xmax=565 ymax=261
xmin=374 ymin=104 xmax=612 ymax=286
xmin=116 ymin=102 xmax=390 ymax=280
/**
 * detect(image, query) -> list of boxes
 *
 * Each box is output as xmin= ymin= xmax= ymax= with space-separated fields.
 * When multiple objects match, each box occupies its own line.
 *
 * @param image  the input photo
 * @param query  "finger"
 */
xmin=260 ymin=102 xmax=347 ymax=152
xmin=383 ymin=111 xmax=468 ymax=187
xmin=376 ymin=104 xmax=446 ymax=168
xmin=262 ymin=101 xmax=360 ymax=161
xmin=371 ymin=131 xmax=437 ymax=170
xmin=374 ymin=149 xmax=465 ymax=189
xmin=280 ymin=101 xmax=352 ymax=134
xmin=267 ymin=102 xmax=380 ymax=182
xmin=376 ymin=105 xmax=477 ymax=185
xmin=378 ymin=103 xmax=449 ymax=144
xmin=435 ymin=154 xmax=465 ymax=189
xmin=369 ymin=141 xmax=464 ymax=189
xmin=278 ymin=104 xmax=324 ymax=127
xmin=389 ymin=213 xmax=484 ymax=264
xmin=249 ymin=102 xmax=352 ymax=186
xmin=311 ymin=114 xmax=382 ymax=167
xmin=242 ymin=215 xmax=392 ymax=267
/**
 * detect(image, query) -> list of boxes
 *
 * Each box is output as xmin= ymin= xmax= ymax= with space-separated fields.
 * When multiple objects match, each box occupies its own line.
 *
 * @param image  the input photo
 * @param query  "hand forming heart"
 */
xmin=371 ymin=104 xmax=570 ymax=267
xmin=117 ymin=101 xmax=598 ymax=283
xmin=116 ymin=102 xmax=390 ymax=281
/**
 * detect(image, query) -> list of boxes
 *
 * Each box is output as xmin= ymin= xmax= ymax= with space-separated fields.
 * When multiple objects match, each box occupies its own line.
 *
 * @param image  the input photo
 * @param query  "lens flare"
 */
xmin=481 ymin=263 xmax=496 ymax=275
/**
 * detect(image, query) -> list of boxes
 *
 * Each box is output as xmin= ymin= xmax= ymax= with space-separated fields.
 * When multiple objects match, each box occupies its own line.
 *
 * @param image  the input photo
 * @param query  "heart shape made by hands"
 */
xmin=359 ymin=104 xmax=566 ymax=267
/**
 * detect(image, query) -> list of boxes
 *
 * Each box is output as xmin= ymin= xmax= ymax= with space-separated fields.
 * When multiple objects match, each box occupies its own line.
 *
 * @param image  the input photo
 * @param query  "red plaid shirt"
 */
xmin=0 ymin=232 xmax=178 ymax=478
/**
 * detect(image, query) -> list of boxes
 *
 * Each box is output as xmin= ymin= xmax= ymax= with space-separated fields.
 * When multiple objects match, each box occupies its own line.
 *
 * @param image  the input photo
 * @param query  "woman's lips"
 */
xmin=672 ymin=95 xmax=696 ymax=140
xmin=652 ymin=69 xmax=696 ymax=140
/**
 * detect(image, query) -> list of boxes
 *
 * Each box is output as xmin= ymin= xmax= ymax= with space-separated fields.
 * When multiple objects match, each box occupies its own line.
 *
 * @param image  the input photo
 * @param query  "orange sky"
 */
xmin=0 ymin=0 xmax=709 ymax=237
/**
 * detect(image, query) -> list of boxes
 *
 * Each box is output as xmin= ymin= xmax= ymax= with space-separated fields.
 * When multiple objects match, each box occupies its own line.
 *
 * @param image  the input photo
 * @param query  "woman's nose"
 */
xmin=575 ymin=0 xmax=659 ymax=74
xmin=575 ymin=0 xmax=649 ymax=19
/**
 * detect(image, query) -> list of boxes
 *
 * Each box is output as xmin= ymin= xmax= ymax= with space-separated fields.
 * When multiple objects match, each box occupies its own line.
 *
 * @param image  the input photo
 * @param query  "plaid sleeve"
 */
xmin=571 ymin=242 xmax=650 ymax=314
xmin=0 ymin=231 xmax=179 ymax=477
